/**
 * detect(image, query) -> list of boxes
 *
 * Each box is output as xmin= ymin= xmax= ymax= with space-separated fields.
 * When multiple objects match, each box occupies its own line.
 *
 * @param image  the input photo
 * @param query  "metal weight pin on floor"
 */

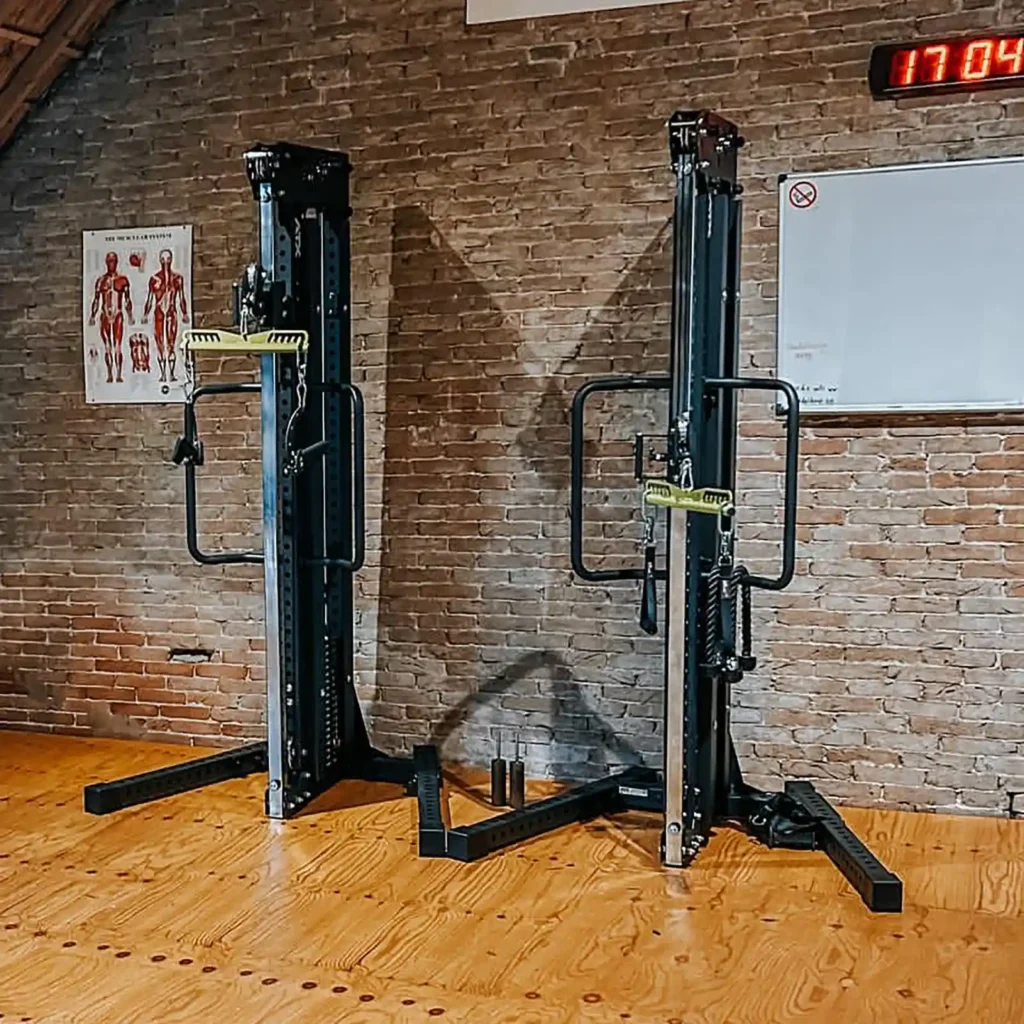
xmin=490 ymin=733 xmax=508 ymax=807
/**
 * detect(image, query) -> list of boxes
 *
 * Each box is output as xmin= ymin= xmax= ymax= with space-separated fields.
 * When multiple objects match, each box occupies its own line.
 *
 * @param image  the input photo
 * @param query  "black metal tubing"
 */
xmin=570 ymin=374 xmax=671 ymax=583
xmin=306 ymin=382 xmax=365 ymax=572
xmin=183 ymin=382 xmax=263 ymax=566
xmin=610 ymin=768 xmax=662 ymax=812
xmin=445 ymin=767 xmax=651 ymax=862
xmin=784 ymin=781 xmax=903 ymax=913
xmin=357 ymin=750 xmax=416 ymax=789
xmin=414 ymin=745 xmax=448 ymax=857
xmin=705 ymin=376 xmax=799 ymax=591
xmin=83 ymin=743 xmax=268 ymax=816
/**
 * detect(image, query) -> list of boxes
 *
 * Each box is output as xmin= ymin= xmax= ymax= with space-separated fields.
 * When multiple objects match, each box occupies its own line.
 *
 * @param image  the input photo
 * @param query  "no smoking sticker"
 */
xmin=788 ymin=180 xmax=818 ymax=209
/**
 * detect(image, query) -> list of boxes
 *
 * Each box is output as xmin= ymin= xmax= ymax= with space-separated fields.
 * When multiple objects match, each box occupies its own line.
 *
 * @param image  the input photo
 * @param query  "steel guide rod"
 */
xmin=663 ymin=114 xmax=698 ymax=867
xmin=259 ymin=178 xmax=287 ymax=819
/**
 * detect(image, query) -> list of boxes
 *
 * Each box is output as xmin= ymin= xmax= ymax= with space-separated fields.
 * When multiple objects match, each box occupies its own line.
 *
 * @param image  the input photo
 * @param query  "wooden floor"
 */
xmin=0 ymin=734 xmax=1022 ymax=1023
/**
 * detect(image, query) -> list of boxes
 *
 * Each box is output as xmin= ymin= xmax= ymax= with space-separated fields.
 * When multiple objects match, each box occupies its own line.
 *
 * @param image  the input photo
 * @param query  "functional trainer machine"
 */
xmin=83 ymin=143 xmax=415 ymax=818
xmin=412 ymin=112 xmax=903 ymax=913
xmin=82 ymin=118 xmax=902 ymax=914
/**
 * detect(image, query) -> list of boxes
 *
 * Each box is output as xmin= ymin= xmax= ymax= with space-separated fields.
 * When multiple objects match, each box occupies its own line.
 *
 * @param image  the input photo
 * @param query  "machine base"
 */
xmin=413 ymin=745 xmax=903 ymax=913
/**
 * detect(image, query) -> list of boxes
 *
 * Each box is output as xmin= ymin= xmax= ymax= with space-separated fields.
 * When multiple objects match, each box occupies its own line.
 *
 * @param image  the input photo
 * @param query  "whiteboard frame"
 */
xmin=466 ymin=0 xmax=680 ymax=23
xmin=775 ymin=154 xmax=1024 ymax=416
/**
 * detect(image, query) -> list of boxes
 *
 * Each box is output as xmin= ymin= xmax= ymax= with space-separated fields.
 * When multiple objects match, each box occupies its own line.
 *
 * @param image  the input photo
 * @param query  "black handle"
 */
xmin=306 ymin=383 xmax=366 ymax=573
xmin=178 ymin=382 xmax=263 ymax=567
xmin=639 ymin=544 xmax=658 ymax=635
xmin=705 ymin=376 xmax=799 ymax=591
xmin=570 ymin=375 xmax=670 ymax=583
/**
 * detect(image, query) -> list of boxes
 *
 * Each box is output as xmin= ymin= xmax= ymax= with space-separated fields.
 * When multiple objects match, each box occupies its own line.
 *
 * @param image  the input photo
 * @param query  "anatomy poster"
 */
xmin=82 ymin=225 xmax=193 ymax=404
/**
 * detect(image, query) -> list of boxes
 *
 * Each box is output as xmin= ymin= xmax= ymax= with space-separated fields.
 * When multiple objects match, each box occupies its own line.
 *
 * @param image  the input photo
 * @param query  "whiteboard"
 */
xmin=776 ymin=156 xmax=1024 ymax=414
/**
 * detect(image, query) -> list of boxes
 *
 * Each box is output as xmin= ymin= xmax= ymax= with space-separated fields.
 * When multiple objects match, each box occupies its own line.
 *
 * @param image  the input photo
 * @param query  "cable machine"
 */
xmin=83 ymin=143 xmax=414 ymax=819
xmin=82 ymin=120 xmax=902 ymax=914
xmin=413 ymin=111 xmax=903 ymax=913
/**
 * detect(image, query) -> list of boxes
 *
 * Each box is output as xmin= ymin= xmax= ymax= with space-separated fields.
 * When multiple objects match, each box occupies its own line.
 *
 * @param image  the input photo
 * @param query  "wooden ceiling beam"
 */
xmin=0 ymin=24 xmax=84 ymax=58
xmin=0 ymin=1 xmax=24 ymax=24
xmin=0 ymin=0 xmax=121 ymax=151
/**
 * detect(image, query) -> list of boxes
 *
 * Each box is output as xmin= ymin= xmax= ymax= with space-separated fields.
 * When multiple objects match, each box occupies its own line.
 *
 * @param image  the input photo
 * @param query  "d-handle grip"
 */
xmin=639 ymin=544 xmax=658 ymax=635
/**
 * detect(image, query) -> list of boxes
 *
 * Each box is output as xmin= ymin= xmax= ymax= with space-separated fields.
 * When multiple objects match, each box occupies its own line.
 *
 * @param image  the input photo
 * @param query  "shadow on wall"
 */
xmin=370 ymin=207 xmax=672 ymax=779
xmin=513 ymin=218 xmax=673 ymax=494
xmin=425 ymin=648 xmax=643 ymax=771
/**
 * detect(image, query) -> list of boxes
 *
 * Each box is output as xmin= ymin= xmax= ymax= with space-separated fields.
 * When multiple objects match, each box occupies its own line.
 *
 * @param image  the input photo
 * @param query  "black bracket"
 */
xmin=667 ymin=110 xmax=744 ymax=190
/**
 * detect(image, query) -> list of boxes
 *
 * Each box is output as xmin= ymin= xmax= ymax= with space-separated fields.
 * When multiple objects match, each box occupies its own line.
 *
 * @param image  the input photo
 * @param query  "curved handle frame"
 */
xmin=570 ymin=374 xmax=671 ymax=583
xmin=704 ymin=376 xmax=800 ymax=591
xmin=182 ymin=382 xmax=264 ymax=566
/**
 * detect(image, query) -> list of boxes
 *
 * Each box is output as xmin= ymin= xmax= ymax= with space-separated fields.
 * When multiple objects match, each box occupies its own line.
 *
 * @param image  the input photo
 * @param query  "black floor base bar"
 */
xmin=83 ymin=742 xmax=269 ymax=816
xmin=445 ymin=766 xmax=657 ymax=862
xmin=414 ymin=745 xmax=447 ymax=857
xmin=783 ymin=781 xmax=903 ymax=913
xmin=356 ymin=749 xmax=416 ymax=791
xmin=615 ymin=770 xmax=664 ymax=813
xmin=410 ymin=755 xmax=902 ymax=913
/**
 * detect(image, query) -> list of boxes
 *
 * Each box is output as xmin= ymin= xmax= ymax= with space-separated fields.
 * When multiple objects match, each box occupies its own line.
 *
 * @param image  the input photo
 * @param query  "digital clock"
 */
xmin=869 ymin=34 xmax=1024 ymax=98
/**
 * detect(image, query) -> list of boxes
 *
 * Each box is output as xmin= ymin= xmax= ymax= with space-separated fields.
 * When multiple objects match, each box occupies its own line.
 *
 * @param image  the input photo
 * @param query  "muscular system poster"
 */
xmin=82 ymin=225 xmax=193 ymax=403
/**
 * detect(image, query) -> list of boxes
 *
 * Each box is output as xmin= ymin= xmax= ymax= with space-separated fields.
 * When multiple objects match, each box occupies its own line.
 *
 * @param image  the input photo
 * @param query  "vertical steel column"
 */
xmin=263 ymin=353 xmax=284 ymax=817
xmin=663 ymin=122 xmax=698 ymax=868
xmin=258 ymin=180 xmax=286 ymax=819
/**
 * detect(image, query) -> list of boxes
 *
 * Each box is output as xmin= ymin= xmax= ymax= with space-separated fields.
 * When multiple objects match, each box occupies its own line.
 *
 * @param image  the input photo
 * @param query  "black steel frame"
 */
xmin=84 ymin=142 xmax=413 ymax=819
xmin=78 ymin=123 xmax=904 ymax=916
xmin=412 ymin=111 xmax=903 ymax=914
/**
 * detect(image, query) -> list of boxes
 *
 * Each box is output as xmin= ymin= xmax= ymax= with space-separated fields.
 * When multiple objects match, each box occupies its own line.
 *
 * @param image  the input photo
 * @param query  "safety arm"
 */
xmin=704 ymin=376 xmax=799 ymax=591
xmin=570 ymin=374 xmax=670 ymax=583
xmin=173 ymin=382 xmax=263 ymax=567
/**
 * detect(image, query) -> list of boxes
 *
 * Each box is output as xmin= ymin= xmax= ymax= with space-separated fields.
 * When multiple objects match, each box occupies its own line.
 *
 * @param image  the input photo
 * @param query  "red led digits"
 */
xmin=997 ymin=37 xmax=1024 ymax=74
xmin=883 ymin=35 xmax=1024 ymax=93
xmin=922 ymin=44 xmax=950 ymax=83
xmin=891 ymin=49 xmax=920 ymax=86
xmin=962 ymin=39 xmax=995 ymax=80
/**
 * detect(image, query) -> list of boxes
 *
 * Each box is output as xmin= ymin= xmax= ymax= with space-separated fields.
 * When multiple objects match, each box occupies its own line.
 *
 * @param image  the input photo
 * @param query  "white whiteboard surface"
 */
xmin=777 ymin=157 xmax=1024 ymax=414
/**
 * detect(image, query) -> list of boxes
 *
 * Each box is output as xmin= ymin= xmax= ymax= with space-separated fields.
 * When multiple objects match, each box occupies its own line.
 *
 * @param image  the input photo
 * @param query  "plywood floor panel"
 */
xmin=0 ymin=732 xmax=1022 ymax=1023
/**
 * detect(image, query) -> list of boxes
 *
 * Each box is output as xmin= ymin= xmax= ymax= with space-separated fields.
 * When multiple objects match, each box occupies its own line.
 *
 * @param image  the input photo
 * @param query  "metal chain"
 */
xmin=680 ymin=454 xmax=694 ymax=490
xmin=283 ymin=346 xmax=309 ymax=475
xmin=295 ymin=344 xmax=308 ymax=416
xmin=183 ymin=345 xmax=196 ymax=400
xmin=641 ymin=495 xmax=656 ymax=549
xmin=718 ymin=523 xmax=734 ymax=567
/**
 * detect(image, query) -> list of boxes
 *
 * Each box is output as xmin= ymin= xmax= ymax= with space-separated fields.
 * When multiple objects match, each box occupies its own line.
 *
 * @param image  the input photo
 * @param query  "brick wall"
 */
xmin=1 ymin=0 xmax=1022 ymax=813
